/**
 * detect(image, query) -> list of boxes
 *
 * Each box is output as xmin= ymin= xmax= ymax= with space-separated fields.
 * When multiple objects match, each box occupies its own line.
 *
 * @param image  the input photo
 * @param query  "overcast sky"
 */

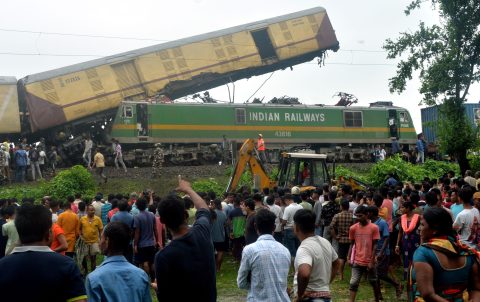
xmin=1 ymin=0 xmax=479 ymax=132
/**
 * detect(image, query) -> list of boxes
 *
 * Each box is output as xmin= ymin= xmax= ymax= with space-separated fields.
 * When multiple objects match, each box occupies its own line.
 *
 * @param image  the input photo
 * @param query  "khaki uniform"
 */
xmin=152 ymin=144 xmax=164 ymax=177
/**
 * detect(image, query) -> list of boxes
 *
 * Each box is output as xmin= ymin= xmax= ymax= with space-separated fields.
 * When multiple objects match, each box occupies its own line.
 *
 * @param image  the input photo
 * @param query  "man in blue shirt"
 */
xmin=237 ymin=209 xmax=291 ymax=302
xmin=367 ymin=206 xmax=403 ymax=299
xmin=14 ymin=144 xmax=28 ymax=183
xmin=133 ymin=199 xmax=158 ymax=279
xmin=86 ymin=221 xmax=151 ymax=302
xmin=416 ymin=133 xmax=425 ymax=164
xmin=111 ymin=199 xmax=135 ymax=263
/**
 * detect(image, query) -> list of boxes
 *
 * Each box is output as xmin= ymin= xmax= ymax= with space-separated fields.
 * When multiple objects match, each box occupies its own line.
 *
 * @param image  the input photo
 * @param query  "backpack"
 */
xmin=30 ymin=149 xmax=39 ymax=161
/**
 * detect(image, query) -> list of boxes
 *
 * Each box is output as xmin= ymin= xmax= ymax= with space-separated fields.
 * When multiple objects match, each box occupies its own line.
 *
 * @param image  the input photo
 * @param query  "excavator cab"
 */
xmin=226 ymin=139 xmax=331 ymax=193
xmin=277 ymin=153 xmax=330 ymax=190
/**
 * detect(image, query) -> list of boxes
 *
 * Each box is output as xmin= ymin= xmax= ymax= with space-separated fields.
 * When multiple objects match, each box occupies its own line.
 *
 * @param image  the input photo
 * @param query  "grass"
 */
xmin=214 ymin=254 xmax=406 ymax=302
xmin=90 ymin=253 xmax=405 ymax=302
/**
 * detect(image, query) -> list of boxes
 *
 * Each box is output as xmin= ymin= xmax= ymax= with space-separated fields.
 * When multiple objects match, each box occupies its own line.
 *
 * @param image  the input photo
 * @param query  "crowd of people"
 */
xmin=0 ymin=136 xmax=132 ymax=185
xmin=0 ymin=138 xmax=59 ymax=183
xmin=1 ymin=169 xmax=480 ymax=301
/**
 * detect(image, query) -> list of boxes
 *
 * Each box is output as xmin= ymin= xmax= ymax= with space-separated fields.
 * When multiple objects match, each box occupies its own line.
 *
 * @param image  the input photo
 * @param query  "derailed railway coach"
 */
xmin=0 ymin=77 xmax=22 ymax=135
xmin=110 ymin=101 xmax=417 ymax=164
xmin=0 ymin=7 xmax=338 ymax=150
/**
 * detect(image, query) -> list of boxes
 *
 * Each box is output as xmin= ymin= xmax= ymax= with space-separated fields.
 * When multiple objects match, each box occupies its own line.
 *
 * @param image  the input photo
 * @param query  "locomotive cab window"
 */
xmin=344 ymin=111 xmax=363 ymax=127
xmin=123 ymin=106 xmax=133 ymax=118
xmin=400 ymin=112 xmax=409 ymax=123
xmin=235 ymin=108 xmax=246 ymax=124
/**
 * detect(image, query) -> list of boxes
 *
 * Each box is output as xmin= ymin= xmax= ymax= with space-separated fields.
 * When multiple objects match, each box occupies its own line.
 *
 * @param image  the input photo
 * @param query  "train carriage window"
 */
xmin=344 ymin=111 xmax=363 ymax=127
xmin=235 ymin=108 xmax=246 ymax=124
xmin=400 ymin=112 xmax=409 ymax=123
xmin=123 ymin=106 xmax=133 ymax=118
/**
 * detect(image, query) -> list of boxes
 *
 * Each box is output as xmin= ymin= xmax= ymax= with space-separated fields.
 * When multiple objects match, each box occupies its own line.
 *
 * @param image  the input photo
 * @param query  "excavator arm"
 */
xmin=226 ymin=139 xmax=276 ymax=193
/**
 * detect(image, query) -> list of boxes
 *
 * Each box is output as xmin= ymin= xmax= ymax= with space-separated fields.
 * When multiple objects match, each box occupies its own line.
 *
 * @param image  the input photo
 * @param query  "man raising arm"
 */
xmin=154 ymin=176 xmax=215 ymax=302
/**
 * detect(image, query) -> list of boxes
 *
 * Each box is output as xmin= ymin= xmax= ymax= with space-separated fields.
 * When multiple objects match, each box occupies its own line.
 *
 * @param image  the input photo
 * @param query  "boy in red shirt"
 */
xmin=348 ymin=206 xmax=381 ymax=302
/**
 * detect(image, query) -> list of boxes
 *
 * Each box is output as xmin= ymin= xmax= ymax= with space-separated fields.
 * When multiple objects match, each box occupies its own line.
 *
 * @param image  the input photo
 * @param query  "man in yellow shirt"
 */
xmin=79 ymin=205 xmax=103 ymax=273
xmin=91 ymin=148 xmax=107 ymax=184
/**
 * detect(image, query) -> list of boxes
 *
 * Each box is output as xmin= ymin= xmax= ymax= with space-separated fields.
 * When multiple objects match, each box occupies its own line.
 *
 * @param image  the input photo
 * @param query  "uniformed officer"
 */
xmin=152 ymin=143 xmax=164 ymax=177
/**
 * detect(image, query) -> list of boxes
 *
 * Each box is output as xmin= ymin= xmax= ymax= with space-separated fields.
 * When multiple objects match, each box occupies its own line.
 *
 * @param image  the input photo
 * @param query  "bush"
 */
xmin=333 ymin=165 xmax=369 ymax=183
xmin=192 ymin=178 xmax=225 ymax=196
xmin=46 ymin=165 xmax=97 ymax=200
xmin=367 ymin=155 xmax=459 ymax=187
xmin=0 ymin=165 xmax=97 ymax=202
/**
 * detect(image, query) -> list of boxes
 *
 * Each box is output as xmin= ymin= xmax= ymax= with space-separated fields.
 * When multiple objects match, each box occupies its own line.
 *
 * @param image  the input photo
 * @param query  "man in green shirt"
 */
xmin=228 ymin=197 xmax=246 ymax=262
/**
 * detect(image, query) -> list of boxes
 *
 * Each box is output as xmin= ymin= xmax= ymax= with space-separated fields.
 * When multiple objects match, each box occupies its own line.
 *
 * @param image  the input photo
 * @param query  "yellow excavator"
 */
xmin=226 ymin=139 xmax=332 ymax=193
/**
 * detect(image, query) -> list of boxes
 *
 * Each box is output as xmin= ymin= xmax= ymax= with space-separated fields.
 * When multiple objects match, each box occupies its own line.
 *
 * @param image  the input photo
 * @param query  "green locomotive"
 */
xmin=109 ymin=101 xmax=416 ymax=164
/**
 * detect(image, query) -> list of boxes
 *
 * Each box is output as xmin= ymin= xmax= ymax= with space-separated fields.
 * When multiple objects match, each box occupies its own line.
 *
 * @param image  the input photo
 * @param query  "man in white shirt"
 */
xmin=92 ymin=195 xmax=105 ymax=218
xmin=312 ymin=188 xmax=324 ymax=236
xmin=83 ymin=137 xmax=93 ymax=167
xmin=453 ymin=186 xmax=480 ymax=243
xmin=266 ymin=195 xmax=283 ymax=243
xmin=464 ymin=170 xmax=477 ymax=188
xmin=378 ymin=147 xmax=386 ymax=161
xmin=281 ymin=194 xmax=303 ymax=258
xmin=293 ymin=209 xmax=339 ymax=301
xmin=2 ymin=145 xmax=10 ymax=182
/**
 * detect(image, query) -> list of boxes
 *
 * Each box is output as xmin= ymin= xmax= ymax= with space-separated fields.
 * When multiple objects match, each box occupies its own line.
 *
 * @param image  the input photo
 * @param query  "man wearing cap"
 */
xmin=292 ymin=186 xmax=302 ymax=204
xmin=257 ymin=134 xmax=267 ymax=164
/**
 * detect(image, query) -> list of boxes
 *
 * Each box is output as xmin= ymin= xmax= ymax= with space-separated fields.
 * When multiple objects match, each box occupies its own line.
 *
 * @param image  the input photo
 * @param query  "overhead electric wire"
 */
xmin=0 ymin=27 xmax=388 ymax=53
xmin=245 ymin=72 xmax=275 ymax=102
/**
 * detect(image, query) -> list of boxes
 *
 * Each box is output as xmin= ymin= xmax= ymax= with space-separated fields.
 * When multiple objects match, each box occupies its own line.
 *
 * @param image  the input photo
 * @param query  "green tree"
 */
xmin=384 ymin=0 xmax=480 ymax=173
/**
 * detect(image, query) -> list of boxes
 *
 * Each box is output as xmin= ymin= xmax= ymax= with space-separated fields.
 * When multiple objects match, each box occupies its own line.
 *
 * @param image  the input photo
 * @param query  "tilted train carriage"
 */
xmin=1 ymin=7 xmax=338 ymax=143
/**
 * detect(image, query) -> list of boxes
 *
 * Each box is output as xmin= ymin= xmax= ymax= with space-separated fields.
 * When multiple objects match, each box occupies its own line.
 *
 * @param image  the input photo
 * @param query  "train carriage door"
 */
xmin=250 ymin=29 xmax=278 ymax=64
xmin=136 ymin=103 xmax=148 ymax=137
xmin=111 ymin=61 xmax=146 ymax=101
xmin=388 ymin=109 xmax=398 ymax=138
